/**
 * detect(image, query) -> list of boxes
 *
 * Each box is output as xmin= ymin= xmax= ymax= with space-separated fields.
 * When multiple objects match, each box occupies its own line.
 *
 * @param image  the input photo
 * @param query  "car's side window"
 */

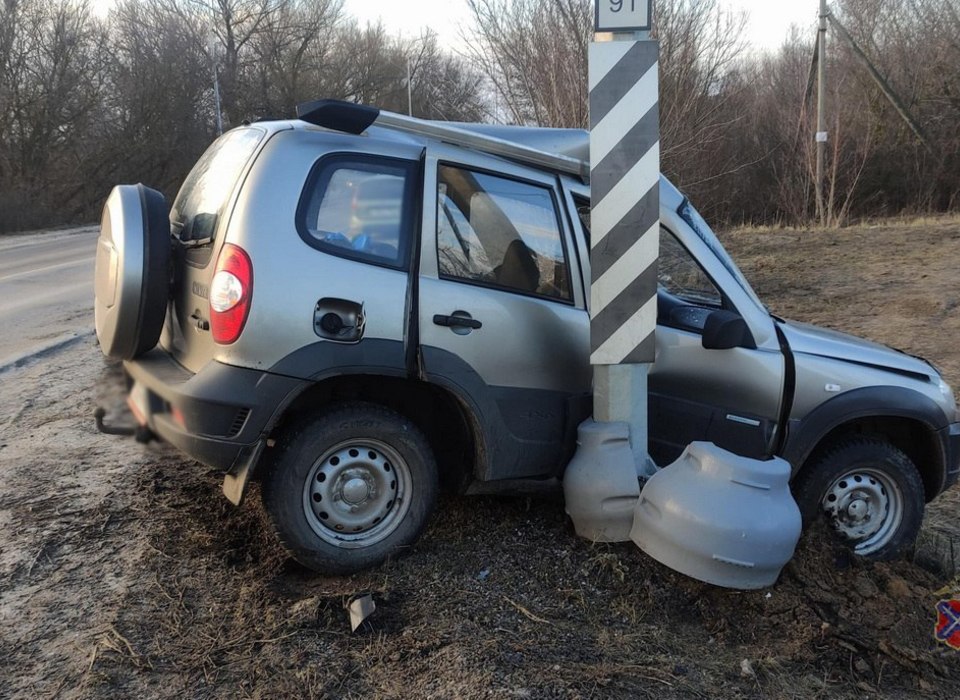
xmin=297 ymin=155 xmax=417 ymax=269
xmin=657 ymin=227 xmax=723 ymax=333
xmin=436 ymin=164 xmax=572 ymax=302
xmin=659 ymin=228 xmax=722 ymax=307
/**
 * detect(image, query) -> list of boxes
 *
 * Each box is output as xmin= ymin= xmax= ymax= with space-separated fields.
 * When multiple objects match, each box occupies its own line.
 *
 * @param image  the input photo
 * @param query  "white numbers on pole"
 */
xmin=595 ymin=0 xmax=652 ymax=33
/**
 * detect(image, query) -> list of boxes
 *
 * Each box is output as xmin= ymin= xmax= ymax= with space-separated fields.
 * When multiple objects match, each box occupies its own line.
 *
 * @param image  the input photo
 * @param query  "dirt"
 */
xmin=2 ymin=219 xmax=960 ymax=698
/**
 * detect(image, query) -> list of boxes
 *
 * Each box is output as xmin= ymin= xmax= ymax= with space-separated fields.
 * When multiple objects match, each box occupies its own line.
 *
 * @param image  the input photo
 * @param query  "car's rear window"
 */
xmin=296 ymin=154 xmax=418 ymax=269
xmin=172 ymin=127 xmax=265 ymax=244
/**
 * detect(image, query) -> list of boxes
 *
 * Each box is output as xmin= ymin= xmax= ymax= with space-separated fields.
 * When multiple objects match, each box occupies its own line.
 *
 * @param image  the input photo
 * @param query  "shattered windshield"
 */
xmin=677 ymin=198 xmax=766 ymax=311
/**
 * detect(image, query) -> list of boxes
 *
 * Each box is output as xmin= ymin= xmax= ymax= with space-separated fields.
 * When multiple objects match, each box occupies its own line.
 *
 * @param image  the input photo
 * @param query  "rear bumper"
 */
xmin=940 ymin=422 xmax=960 ymax=491
xmin=123 ymin=349 xmax=307 ymax=471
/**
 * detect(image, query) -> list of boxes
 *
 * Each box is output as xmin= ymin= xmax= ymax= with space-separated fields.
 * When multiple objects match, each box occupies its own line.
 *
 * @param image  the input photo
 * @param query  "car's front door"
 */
xmin=648 ymin=221 xmax=786 ymax=466
xmin=417 ymin=148 xmax=591 ymax=480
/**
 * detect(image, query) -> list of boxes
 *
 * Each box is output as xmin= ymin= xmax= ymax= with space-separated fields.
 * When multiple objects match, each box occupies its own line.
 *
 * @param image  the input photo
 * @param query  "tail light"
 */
xmin=210 ymin=244 xmax=253 ymax=344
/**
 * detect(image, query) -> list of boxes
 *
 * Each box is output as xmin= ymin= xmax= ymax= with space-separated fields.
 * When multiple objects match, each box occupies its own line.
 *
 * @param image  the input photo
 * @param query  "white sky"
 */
xmin=88 ymin=1 xmax=819 ymax=51
xmin=341 ymin=0 xmax=818 ymax=52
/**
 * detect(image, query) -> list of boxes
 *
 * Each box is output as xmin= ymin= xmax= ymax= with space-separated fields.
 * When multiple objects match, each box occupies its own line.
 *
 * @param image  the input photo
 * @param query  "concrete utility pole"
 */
xmin=209 ymin=31 xmax=223 ymax=136
xmin=407 ymin=59 xmax=413 ymax=117
xmin=815 ymin=0 xmax=828 ymax=226
xmin=590 ymin=1 xmax=659 ymax=474
xmin=564 ymin=0 xmax=659 ymax=544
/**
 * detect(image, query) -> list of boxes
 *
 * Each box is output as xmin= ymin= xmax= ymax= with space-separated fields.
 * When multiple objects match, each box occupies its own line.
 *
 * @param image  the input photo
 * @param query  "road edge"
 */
xmin=0 ymin=328 xmax=96 ymax=375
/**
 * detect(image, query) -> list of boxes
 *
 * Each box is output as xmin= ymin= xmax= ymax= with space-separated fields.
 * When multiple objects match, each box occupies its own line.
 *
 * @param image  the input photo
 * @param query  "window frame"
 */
xmin=434 ymin=161 xmax=576 ymax=306
xmin=295 ymin=152 xmax=420 ymax=271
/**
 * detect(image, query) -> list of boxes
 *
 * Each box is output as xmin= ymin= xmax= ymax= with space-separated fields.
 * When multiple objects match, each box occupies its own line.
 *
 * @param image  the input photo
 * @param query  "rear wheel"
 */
xmin=793 ymin=438 xmax=925 ymax=559
xmin=261 ymin=403 xmax=438 ymax=575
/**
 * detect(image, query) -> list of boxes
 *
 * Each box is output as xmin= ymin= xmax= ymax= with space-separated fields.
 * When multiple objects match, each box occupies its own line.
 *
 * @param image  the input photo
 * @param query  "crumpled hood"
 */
xmin=778 ymin=320 xmax=937 ymax=380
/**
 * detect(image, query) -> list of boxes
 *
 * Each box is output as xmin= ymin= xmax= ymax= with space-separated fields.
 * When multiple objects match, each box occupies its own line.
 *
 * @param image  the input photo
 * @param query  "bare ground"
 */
xmin=2 ymin=218 xmax=960 ymax=699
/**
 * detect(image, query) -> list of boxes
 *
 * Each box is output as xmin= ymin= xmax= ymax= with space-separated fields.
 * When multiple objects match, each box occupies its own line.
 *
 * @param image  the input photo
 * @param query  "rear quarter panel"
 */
xmin=215 ymin=128 xmax=423 ymax=373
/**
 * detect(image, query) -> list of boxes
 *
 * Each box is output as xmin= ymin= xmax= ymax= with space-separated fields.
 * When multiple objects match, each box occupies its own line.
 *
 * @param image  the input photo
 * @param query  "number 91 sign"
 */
xmin=595 ymin=0 xmax=653 ymax=32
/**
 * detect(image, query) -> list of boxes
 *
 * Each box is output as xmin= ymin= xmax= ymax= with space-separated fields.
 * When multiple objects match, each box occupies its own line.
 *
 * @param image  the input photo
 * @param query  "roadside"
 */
xmin=0 ymin=226 xmax=98 ymax=368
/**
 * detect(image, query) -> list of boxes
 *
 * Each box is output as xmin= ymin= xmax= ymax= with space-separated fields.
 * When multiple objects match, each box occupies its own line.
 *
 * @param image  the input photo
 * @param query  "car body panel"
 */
xmin=190 ymin=127 xmax=423 ymax=375
xmin=108 ymin=118 xmax=957 ymax=508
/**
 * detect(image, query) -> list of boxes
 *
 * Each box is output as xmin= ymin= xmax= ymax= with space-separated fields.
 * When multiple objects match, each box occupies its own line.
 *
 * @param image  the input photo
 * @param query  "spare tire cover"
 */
xmin=94 ymin=184 xmax=171 ymax=360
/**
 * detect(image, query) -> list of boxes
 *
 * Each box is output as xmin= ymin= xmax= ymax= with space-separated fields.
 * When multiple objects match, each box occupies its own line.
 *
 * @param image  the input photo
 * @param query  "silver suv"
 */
xmin=94 ymin=100 xmax=960 ymax=574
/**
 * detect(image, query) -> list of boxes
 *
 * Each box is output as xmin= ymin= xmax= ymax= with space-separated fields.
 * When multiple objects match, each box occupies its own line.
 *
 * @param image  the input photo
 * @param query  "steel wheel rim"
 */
xmin=302 ymin=438 xmax=411 ymax=549
xmin=821 ymin=466 xmax=903 ymax=555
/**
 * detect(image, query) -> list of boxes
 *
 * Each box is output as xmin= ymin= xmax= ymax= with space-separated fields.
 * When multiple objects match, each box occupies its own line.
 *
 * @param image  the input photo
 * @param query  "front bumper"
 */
xmin=123 ymin=348 xmax=307 ymax=471
xmin=940 ymin=422 xmax=960 ymax=491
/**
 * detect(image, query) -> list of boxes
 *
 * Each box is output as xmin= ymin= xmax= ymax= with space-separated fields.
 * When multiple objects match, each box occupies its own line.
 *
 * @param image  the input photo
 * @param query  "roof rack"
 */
xmin=296 ymin=99 xmax=589 ymax=183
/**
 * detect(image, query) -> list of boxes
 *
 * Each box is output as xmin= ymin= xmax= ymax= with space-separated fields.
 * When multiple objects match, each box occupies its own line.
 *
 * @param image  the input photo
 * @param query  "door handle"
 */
xmin=433 ymin=314 xmax=482 ymax=330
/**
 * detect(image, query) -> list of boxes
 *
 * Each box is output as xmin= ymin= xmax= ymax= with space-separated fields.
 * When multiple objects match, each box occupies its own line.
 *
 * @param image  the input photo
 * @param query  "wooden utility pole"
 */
xmin=815 ymin=0 xmax=828 ymax=226
xmin=827 ymin=14 xmax=931 ymax=151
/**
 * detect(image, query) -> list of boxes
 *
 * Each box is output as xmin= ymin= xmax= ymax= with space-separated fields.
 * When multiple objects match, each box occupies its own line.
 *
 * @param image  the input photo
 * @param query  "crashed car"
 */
xmin=94 ymin=100 xmax=960 ymax=574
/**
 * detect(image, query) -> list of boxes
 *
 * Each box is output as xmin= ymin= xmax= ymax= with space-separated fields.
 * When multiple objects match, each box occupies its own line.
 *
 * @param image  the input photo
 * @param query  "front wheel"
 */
xmin=262 ymin=403 xmax=438 ymax=575
xmin=792 ymin=438 xmax=925 ymax=559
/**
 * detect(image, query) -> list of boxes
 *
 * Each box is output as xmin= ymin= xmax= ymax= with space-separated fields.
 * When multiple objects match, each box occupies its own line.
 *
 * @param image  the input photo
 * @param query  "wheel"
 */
xmin=261 ymin=403 xmax=438 ymax=575
xmin=792 ymin=438 xmax=925 ymax=559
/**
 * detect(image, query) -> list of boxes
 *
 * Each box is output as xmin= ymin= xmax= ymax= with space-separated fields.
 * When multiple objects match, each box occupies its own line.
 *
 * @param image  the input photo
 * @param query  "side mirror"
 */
xmin=702 ymin=310 xmax=756 ymax=350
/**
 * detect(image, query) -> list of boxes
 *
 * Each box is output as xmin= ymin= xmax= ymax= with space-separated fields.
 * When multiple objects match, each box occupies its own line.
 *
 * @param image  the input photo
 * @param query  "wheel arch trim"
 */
xmin=782 ymin=386 xmax=949 ymax=494
xmin=223 ymin=366 xmax=487 ymax=504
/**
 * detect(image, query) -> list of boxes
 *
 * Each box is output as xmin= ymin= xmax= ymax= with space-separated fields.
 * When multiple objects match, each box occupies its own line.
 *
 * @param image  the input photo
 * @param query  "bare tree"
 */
xmin=464 ymin=0 xmax=590 ymax=127
xmin=0 ymin=0 xmax=108 ymax=231
xmin=244 ymin=0 xmax=343 ymax=116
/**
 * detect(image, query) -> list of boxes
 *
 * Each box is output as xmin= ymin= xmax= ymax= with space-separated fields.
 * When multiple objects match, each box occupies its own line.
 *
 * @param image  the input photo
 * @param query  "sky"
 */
xmin=87 ymin=1 xmax=819 ymax=52
xmin=340 ymin=0 xmax=818 ymax=52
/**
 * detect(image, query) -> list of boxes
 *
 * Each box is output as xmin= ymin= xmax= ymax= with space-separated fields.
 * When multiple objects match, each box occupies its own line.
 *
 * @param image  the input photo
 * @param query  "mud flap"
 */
xmin=222 ymin=441 xmax=266 ymax=506
xmin=631 ymin=442 xmax=802 ymax=589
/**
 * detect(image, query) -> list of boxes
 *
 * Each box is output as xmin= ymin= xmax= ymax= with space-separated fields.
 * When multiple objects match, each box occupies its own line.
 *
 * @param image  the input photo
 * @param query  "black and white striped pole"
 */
xmin=564 ymin=0 xmax=659 ymax=542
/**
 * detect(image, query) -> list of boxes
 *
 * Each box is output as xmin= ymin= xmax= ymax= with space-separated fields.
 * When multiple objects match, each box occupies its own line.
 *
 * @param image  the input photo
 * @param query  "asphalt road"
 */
xmin=0 ymin=226 xmax=99 ymax=369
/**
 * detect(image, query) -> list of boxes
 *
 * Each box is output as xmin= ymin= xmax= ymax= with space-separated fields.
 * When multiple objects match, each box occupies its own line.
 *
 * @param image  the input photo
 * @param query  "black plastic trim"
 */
xmin=123 ymin=350 xmax=308 ymax=470
xmin=781 ymin=386 xmax=951 ymax=484
xmin=296 ymin=99 xmax=380 ymax=134
xmin=268 ymin=338 xmax=407 ymax=381
xmin=939 ymin=422 xmax=960 ymax=491
xmin=405 ymin=150 xmax=427 ymax=378
xmin=421 ymin=346 xmax=574 ymax=481
xmin=772 ymin=322 xmax=797 ymax=456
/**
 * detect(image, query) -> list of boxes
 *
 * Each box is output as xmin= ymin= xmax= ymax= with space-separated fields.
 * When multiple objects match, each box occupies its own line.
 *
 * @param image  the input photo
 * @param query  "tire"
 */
xmin=261 ymin=403 xmax=438 ymax=575
xmin=94 ymin=184 xmax=171 ymax=360
xmin=792 ymin=437 xmax=925 ymax=559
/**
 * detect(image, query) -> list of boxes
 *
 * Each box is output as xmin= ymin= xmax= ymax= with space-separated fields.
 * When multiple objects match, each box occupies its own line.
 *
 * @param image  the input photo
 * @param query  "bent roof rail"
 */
xmin=296 ymin=99 xmax=590 ymax=183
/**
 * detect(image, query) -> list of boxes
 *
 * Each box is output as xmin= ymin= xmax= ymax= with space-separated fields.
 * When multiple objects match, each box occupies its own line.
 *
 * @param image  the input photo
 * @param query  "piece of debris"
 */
xmin=740 ymin=659 xmax=756 ymax=678
xmin=477 ymin=568 xmax=491 ymax=582
xmin=347 ymin=594 xmax=376 ymax=632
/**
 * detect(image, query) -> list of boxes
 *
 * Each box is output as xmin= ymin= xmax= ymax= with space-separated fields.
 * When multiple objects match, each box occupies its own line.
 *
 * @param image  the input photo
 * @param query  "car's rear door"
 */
xmin=417 ymin=146 xmax=591 ymax=480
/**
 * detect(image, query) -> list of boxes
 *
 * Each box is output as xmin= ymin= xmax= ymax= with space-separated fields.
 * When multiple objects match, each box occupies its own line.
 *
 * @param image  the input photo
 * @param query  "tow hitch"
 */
xmin=94 ymin=407 xmax=154 ymax=443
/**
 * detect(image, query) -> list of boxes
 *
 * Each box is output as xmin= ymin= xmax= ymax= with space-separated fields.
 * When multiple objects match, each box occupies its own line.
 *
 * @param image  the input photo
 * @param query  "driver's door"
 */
xmin=648 ymin=226 xmax=785 ymax=466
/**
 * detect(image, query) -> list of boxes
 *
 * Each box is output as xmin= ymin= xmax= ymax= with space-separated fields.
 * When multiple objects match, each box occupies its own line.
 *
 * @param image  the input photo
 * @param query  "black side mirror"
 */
xmin=702 ymin=310 xmax=756 ymax=350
